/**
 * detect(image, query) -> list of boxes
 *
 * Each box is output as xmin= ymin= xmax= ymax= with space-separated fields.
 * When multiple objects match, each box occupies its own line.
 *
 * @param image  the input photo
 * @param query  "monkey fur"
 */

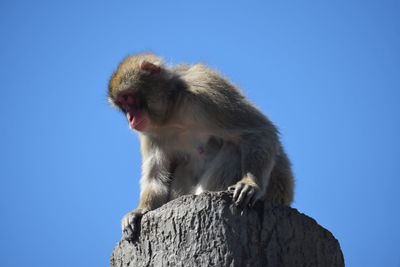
xmin=108 ymin=53 xmax=294 ymax=241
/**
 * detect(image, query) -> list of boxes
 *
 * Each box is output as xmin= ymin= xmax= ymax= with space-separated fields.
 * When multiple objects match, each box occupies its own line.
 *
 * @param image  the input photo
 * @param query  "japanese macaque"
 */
xmin=108 ymin=53 xmax=294 ymax=241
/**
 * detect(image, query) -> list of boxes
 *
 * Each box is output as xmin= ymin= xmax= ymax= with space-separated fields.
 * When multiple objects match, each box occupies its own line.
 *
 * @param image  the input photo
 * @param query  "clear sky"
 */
xmin=0 ymin=1 xmax=399 ymax=266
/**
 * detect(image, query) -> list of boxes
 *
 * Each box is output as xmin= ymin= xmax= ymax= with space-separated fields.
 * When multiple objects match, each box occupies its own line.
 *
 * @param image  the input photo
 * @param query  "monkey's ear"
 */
xmin=140 ymin=61 xmax=161 ymax=73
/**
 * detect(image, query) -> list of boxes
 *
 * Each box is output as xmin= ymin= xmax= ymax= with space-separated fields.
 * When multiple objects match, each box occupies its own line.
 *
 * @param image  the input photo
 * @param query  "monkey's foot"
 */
xmin=228 ymin=183 xmax=264 ymax=207
xmin=121 ymin=209 xmax=148 ymax=241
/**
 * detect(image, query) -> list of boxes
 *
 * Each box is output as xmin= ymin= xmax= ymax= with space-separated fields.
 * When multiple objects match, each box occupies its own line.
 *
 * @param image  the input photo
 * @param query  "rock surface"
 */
xmin=111 ymin=192 xmax=344 ymax=267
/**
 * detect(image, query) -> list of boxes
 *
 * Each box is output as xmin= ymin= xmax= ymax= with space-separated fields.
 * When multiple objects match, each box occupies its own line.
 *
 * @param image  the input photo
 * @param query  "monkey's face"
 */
xmin=108 ymin=55 xmax=180 ymax=132
xmin=112 ymin=90 xmax=148 ymax=131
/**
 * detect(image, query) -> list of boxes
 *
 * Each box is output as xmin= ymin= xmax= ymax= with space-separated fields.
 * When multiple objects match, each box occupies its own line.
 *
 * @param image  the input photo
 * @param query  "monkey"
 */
xmin=108 ymin=53 xmax=294 ymax=241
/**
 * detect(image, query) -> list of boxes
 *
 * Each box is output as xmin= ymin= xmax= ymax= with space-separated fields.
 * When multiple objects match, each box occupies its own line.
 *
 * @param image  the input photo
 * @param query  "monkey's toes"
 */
xmin=121 ymin=211 xmax=143 ymax=241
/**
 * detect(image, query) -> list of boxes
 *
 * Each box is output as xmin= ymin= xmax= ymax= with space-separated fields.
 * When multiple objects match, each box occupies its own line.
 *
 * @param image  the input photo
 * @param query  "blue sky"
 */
xmin=0 ymin=1 xmax=399 ymax=266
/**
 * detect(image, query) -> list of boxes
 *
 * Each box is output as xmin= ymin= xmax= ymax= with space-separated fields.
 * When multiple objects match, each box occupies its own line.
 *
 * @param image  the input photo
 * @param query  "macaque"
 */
xmin=108 ymin=53 xmax=294 ymax=241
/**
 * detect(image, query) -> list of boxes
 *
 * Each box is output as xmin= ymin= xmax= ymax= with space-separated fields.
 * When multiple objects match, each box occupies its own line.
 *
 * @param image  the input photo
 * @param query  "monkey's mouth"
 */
xmin=126 ymin=110 xmax=146 ymax=131
xmin=115 ymin=92 xmax=147 ymax=131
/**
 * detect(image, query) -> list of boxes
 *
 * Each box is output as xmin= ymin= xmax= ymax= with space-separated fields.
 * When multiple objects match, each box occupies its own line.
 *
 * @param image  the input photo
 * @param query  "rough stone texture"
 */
xmin=111 ymin=192 xmax=344 ymax=267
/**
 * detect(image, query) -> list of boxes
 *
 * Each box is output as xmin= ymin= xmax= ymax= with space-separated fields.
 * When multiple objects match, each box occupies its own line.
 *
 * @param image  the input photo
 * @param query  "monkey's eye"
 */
xmin=114 ymin=92 xmax=139 ymax=113
xmin=121 ymin=94 xmax=129 ymax=101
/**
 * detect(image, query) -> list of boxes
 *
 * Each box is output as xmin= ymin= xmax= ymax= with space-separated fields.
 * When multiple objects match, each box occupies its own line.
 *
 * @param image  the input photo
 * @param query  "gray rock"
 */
xmin=111 ymin=192 xmax=344 ymax=267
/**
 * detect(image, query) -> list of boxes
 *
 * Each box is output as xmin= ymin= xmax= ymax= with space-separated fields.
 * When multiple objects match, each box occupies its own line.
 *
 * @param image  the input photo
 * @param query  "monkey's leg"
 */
xmin=198 ymin=141 xmax=242 ymax=194
xmin=121 ymin=181 xmax=169 ymax=241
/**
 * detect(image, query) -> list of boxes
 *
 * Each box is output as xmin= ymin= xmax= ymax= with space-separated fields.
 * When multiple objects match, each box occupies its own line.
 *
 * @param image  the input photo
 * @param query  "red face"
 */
xmin=115 ymin=91 xmax=148 ymax=131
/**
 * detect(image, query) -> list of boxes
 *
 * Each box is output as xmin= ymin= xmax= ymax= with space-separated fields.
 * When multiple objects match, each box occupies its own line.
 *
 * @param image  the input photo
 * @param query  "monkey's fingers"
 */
xmin=229 ymin=183 xmax=244 ymax=203
xmin=235 ymin=184 xmax=256 ymax=207
xmin=242 ymin=187 xmax=257 ymax=207
xmin=123 ymin=225 xmax=134 ymax=241
xmin=121 ymin=211 xmax=143 ymax=241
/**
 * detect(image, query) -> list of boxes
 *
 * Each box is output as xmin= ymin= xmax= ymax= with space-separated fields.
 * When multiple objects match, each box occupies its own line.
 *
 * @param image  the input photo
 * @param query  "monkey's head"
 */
xmin=108 ymin=53 xmax=183 ymax=132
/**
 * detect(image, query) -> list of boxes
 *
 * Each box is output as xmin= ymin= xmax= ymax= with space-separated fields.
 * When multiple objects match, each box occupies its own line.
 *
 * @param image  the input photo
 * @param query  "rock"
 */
xmin=111 ymin=191 xmax=344 ymax=267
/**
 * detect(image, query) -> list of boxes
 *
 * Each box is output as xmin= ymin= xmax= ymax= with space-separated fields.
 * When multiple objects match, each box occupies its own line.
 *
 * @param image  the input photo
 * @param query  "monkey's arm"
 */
xmin=121 ymin=136 xmax=171 ymax=241
xmin=121 ymin=180 xmax=169 ymax=240
xmin=205 ymin=101 xmax=280 ymax=207
xmin=185 ymin=65 xmax=280 ymax=206
xmin=228 ymin=128 xmax=279 ymax=207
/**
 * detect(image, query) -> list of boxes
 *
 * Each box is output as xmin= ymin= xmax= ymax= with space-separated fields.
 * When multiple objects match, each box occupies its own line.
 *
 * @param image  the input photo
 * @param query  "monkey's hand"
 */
xmin=121 ymin=208 xmax=149 ymax=241
xmin=228 ymin=181 xmax=264 ymax=207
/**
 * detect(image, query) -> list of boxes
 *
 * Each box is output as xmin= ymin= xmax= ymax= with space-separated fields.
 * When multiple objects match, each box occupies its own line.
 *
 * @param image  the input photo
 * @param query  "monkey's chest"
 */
xmin=168 ymin=135 xmax=224 ymax=197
